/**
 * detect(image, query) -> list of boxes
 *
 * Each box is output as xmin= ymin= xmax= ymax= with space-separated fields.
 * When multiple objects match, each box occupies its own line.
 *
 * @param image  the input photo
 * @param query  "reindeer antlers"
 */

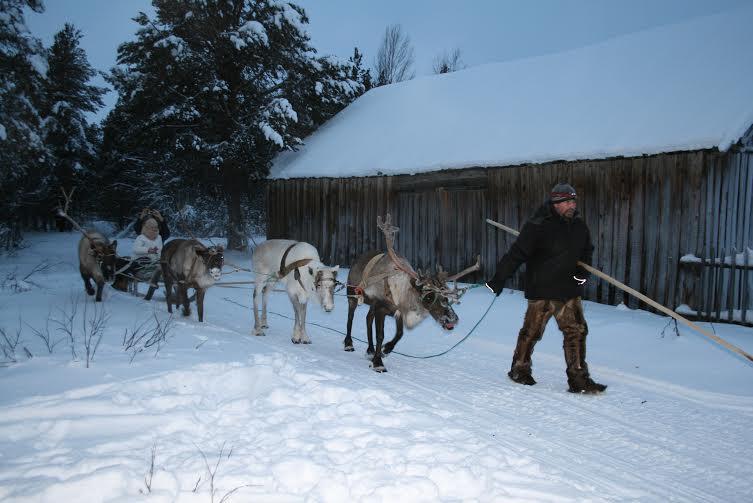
xmin=55 ymin=187 xmax=93 ymax=240
xmin=447 ymin=255 xmax=481 ymax=282
xmin=377 ymin=214 xmax=418 ymax=279
xmin=376 ymin=214 xmax=399 ymax=251
xmin=377 ymin=214 xmax=481 ymax=287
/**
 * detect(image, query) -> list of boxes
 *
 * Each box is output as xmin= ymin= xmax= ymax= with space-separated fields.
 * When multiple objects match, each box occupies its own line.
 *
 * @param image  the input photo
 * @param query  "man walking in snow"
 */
xmin=485 ymin=182 xmax=606 ymax=393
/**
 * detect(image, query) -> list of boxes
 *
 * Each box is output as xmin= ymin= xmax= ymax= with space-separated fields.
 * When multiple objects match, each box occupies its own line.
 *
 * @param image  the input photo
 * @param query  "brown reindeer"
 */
xmin=344 ymin=215 xmax=480 ymax=372
xmin=78 ymin=232 xmax=118 ymax=302
xmin=56 ymin=188 xmax=119 ymax=302
xmin=154 ymin=239 xmax=224 ymax=322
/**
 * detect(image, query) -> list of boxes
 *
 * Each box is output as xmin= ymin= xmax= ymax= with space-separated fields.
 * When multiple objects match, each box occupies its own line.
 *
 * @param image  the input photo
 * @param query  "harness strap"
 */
xmin=353 ymin=253 xmax=385 ymax=302
xmin=279 ymin=242 xmax=312 ymax=290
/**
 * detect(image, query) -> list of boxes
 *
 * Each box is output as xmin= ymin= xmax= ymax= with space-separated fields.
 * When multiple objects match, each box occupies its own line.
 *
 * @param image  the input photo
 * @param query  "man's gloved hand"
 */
xmin=573 ymin=275 xmax=587 ymax=286
xmin=485 ymin=277 xmax=504 ymax=296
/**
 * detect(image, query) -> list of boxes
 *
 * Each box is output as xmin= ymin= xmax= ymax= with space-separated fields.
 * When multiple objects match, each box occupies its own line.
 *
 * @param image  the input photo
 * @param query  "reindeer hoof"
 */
xmin=370 ymin=363 xmax=387 ymax=373
xmin=291 ymin=338 xmax=300 ymax=344
xmin=344 ymin=345 xmax=354 ymax=352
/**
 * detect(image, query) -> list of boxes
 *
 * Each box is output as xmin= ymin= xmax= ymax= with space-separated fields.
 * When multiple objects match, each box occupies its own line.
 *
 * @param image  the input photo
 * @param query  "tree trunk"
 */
xmin=224 ymin=167 xmax=247 ymax=251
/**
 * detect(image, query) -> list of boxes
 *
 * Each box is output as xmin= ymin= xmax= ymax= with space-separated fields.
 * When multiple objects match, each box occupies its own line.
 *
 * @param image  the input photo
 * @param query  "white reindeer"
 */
xmin=251 ymin=239 xmax=339 ymax=343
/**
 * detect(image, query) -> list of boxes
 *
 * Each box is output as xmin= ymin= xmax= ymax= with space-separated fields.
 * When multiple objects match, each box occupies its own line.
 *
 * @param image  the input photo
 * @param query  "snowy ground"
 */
xmin=1 ymin=232 xmax=752 ymax=502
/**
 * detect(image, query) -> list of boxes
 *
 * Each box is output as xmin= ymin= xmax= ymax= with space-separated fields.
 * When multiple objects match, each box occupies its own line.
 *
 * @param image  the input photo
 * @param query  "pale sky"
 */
xmin=26 ymin=0 xmax=749 ymax=123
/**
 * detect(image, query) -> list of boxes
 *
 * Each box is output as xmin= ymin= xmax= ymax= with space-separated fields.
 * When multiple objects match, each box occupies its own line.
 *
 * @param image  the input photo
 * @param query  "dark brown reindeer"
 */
xmin=344 ymin=214 xmax=480 ymax=372
xmin=151 ymin=238 xmax=224 ymax=322
xmin=56 ymin=188 xmax=119 ymax=302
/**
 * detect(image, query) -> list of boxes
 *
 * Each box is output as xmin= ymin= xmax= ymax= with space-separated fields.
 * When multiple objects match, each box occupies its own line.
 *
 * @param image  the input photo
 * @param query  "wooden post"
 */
xmin=485 ymin=218 xmax=753 ymax=364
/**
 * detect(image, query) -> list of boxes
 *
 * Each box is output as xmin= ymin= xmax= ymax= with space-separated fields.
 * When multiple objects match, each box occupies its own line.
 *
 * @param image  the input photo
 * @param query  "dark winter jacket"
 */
xmin=134 ymin=215 xmax=170 ymax=241
xmin=487 ymin=202 xmax=594 ymax=300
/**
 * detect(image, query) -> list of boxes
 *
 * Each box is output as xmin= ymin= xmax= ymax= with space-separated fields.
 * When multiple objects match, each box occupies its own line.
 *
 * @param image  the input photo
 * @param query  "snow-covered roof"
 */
xmin=271 ymin=5 xmax=753 ymax=180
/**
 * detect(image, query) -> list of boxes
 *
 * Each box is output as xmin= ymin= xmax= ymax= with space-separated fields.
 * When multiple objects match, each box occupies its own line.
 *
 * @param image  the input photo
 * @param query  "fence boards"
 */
xmin=267 ymin=149 xmax=753 ymax=324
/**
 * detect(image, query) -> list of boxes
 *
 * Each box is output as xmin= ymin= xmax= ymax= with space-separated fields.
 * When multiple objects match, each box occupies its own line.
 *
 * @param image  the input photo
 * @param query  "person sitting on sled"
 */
xmin=129 ymin=217 xmax=163 ymax=286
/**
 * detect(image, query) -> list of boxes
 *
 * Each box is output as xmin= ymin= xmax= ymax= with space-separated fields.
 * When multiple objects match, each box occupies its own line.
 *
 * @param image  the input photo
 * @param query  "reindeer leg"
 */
xmin=366 ymin=305 xmax=376 ymax=355
xmin=296 ymin=298 xmax=310 ymax=344
xmin=95 ymin=279 xmax=104 ymax=302
xmin=261 ymin=280 xmax=272 ymax=329
xmin=196 ymin=289 xmax=205 ymax=322
xmin=144 ymin=268 xmax=161 ymax=301
xmin=290 ymin=296 xmax=303 ymax=343
xmin=252 ymin=281 xmax=265 ymax=336
xmin=164 ymin=276 xmax=173 ymax=314
xmin=81 ymin=271 xmax=95 ymax=296
xmin=371 ymin=306 xmax=387 ymax=372
xmin=344 ymin=294 xmax=357 ymax=351
xmin=383 ymin=312 xmax=403 ymax=355
xmin=180 ymin=283 xmax=191 ymax=317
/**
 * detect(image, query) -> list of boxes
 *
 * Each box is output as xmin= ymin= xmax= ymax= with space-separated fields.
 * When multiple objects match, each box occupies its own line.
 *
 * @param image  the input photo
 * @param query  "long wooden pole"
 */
xmin=485 ymin=218 xmax=753 ymax=363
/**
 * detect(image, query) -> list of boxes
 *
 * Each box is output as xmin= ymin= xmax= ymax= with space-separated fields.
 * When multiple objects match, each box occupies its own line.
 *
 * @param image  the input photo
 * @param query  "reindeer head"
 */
xmin=377 ymin=213 xmax=481 ymax=332
xmin=310 ymin=265 xmax=339 ymax=312
xmin=412 ymin=268 xmax=459 ymax=331
xmin=197 ymin=245 xmax=224 ymax=280
xmin=90 ymin=240 xmax=118 ymax=281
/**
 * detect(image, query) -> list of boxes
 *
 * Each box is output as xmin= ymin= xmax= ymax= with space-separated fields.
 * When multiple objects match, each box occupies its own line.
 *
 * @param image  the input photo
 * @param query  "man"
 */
xmin=485 ymin=182 xmax=606 ymax=394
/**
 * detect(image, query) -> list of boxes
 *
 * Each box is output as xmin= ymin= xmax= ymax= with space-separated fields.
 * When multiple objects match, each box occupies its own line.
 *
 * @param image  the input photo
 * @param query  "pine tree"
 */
xmin=44 ymin=23 xmax=106 ymax=213
xmin=348 ymin=47 xmax=373 ymax=93
xmin=102 ymin=0 xmax=362 ymax=249
xmin=0 ymin=0 xmax=49 ymax=248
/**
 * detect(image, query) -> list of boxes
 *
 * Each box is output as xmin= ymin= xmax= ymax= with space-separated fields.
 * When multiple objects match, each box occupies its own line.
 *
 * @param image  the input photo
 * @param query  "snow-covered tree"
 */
xmin=43 ymin=23 xmax=106 ymax=208
xmin=348 ymin=47 xmax=372 ymax=93
xmin=102 ymin=0 xmax=362 ymax=249
xmin=0 ymin=0 xmax=49 ymax=248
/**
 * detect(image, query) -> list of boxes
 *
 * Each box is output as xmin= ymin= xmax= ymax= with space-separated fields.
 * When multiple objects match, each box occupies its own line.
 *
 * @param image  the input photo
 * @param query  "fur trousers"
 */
xmin=510 ymin=297 xmax=591 ymax=380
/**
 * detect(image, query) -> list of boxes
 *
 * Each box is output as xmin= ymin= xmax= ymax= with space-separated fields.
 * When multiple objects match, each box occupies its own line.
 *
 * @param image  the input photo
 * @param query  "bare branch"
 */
xmin=123 ymin=312 xmax=175 ymax=363
xmin=374 ymin=24 xmax=415 ymax=86
xmin=143 ymin=441 xmax=157 ymax=494
xmin=82 ymin=301 xmax=109 ymax=368
xmin=25 ymin=308 xmax=65 ymax=353
xmin=0 ymin=321 xmax=22 ymax=364
xmin=52 ymin=295 xmax=80 ymax=360
xmin=432 ymin=48 xmax=465 ymax=74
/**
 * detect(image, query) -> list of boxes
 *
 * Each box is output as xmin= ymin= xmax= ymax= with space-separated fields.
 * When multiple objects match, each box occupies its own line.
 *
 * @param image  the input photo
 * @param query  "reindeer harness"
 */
xmin=165 ymin=245 xmax=222 ymax=286
xmin=352 ymin=252 xmax=408 ymax=307
xmin=279 ymin=242 xmax=313 ymax=290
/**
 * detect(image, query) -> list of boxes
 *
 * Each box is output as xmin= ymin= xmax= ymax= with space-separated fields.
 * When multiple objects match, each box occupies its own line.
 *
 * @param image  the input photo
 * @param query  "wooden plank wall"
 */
xmin=687 ymin=151 xmax=753 ymax=324
xmin=267 ymin=149 xmax=753 ymax=317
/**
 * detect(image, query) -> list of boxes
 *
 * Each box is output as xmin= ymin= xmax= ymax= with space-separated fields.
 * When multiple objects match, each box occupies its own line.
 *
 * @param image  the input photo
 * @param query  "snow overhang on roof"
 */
xmin=271 ymin=4 xmax=753 ymax=180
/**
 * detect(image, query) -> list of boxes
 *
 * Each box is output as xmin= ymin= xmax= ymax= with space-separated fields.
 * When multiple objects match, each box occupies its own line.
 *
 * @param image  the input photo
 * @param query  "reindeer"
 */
xmin=56 ymin=188 xmax=119 ymax=302
xmin=78 ymin=232 xmax=118 ymax=302
xmin=154 ymin=239 xmax=224 ymax=322
xmin=251 ymin=240 xmax=339 ymax=344
xmin=344 ymin=214 xmax=480 ymax=372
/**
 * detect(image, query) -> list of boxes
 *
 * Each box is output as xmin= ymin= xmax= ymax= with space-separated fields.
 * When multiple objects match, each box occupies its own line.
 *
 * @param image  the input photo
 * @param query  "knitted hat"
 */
xmin=550 ymin=182 xmax=577 ymax=203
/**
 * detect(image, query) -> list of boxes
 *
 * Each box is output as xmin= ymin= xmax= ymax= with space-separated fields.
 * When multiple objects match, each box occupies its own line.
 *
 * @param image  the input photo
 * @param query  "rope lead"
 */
xmin=221 ymin=293 xmax=499 ymax=359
